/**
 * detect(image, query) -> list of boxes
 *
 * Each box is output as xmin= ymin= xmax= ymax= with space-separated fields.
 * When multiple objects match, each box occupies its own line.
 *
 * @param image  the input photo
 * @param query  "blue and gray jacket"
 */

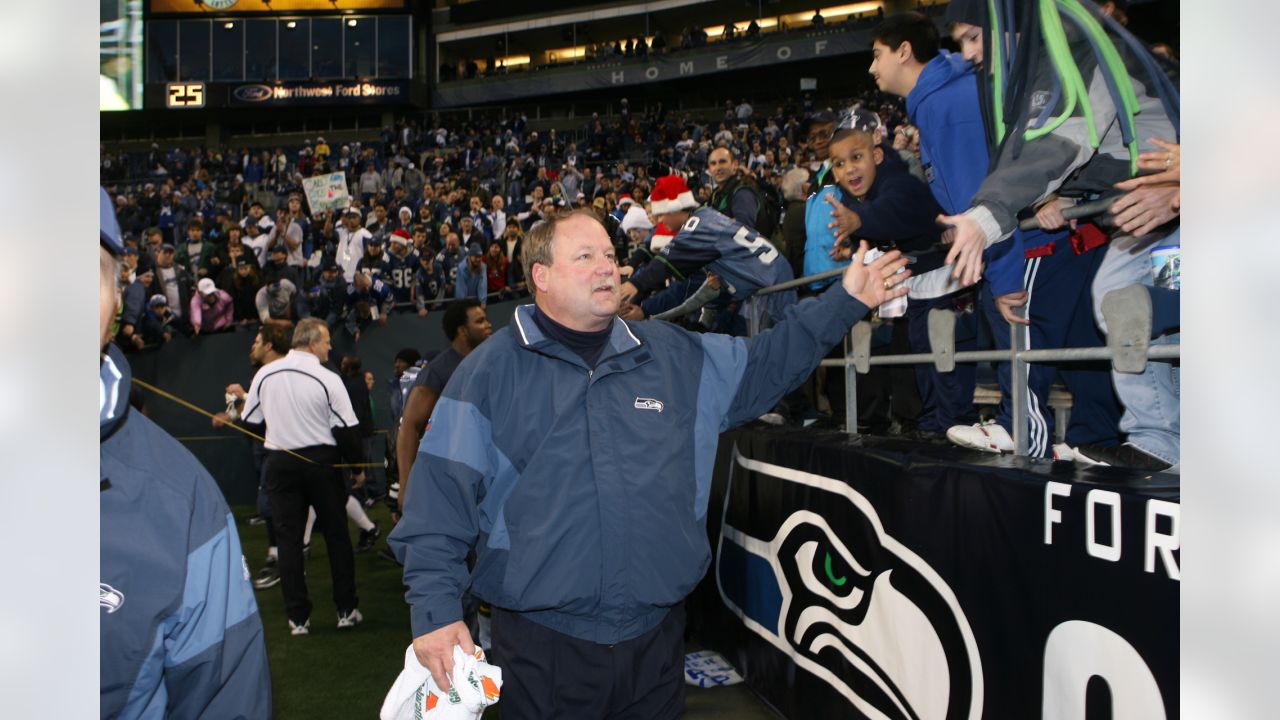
xmin=389 ymin=284 xmax=870 ymax=644
xmin=100 ymin=344 xmax=270 ymax=719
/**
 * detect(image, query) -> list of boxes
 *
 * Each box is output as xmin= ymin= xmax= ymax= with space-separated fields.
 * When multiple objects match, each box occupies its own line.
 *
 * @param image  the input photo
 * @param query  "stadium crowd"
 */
xmin=102 ymin=3 xmax=1179 ymax=484
xmin=99 ymin=2 xmax=1181 ymax=717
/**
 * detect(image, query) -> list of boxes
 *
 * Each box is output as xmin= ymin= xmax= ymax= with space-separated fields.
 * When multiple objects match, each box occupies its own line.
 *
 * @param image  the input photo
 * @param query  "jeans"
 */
xmin=1092 ymin=229 xmax=1180 ymax=464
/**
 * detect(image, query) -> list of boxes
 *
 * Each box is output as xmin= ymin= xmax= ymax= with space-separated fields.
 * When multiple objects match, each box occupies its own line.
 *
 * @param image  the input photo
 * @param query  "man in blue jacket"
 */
xmin=99 ymin=187 xmax=271 ymax=718
xmin=870 ymin=11 xmax=1120 ymax=458
xmin=389 ymin=208 xmax=911 ymax=719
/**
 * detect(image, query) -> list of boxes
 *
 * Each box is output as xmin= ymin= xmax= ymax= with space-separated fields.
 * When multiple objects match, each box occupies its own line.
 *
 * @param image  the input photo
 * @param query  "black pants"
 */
xmin=264 ymin=446 xmax=358 ymax=624
xmin=490 ymin=605 xmax=685 ymax=720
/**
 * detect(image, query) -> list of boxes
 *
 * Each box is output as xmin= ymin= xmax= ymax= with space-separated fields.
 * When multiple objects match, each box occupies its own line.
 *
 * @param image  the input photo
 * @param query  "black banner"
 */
xmin=692 ymin=428 xmax=1180 ymax=719
xmin=228 ymin=79 xmax=411 ymax=107
xmin=435 ymin=30 xmax=876 ymax=108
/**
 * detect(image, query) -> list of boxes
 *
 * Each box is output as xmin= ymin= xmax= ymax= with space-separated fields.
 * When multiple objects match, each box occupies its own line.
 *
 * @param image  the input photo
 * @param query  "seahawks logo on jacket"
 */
xmin=100 ymin=583 xmax=125 ymax=614
xmin=716 ymin=448 xmax=983 ymax=719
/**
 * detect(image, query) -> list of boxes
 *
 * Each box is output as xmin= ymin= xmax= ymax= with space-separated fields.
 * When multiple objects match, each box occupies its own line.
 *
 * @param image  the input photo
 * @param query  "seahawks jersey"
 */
xmin=355 ymin=254 xmax=389 ymax=283
xmin=343 ymin=276 xmax=395 ymax=313
xmin=656 ymin=207 xmax=793 ymax=303
xmin=415 ymin=263 xmax=446 ymax=309
xmin=384 ymin=250 xmax=420 ymax=303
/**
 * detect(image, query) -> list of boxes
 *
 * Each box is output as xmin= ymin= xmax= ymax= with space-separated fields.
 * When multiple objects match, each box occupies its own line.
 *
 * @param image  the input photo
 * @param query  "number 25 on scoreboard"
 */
xmin=166 ymin=82 xmax=206 ymax=109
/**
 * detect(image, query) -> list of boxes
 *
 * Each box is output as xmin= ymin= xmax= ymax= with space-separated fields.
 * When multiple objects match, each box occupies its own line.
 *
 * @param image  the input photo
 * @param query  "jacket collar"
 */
xmin=100 ymin=343 xmax=132 ymax=442
xmin=510 ymin=303 xmax=648 ymax=372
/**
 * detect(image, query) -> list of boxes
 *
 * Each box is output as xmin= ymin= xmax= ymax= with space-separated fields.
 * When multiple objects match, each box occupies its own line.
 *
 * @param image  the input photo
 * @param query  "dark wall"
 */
xmin=128 ymin=299 xmax=521 ymax=504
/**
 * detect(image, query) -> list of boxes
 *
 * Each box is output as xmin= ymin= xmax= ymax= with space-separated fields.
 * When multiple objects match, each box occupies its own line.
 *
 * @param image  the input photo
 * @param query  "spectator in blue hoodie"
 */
xmin=869 ymin=11 xmax=1120 ymax=458
xmin=802 ymin=108 xmax=943 ymax=432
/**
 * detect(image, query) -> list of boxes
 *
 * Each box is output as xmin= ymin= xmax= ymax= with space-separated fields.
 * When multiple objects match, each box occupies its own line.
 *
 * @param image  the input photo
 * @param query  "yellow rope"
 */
xmin=132 ymin=378 xmax=381 ymax=469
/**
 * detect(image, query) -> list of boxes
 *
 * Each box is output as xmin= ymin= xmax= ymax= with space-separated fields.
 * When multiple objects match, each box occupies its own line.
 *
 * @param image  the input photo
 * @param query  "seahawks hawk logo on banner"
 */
xmin=715 ymin=447 xmax=983 ymax=719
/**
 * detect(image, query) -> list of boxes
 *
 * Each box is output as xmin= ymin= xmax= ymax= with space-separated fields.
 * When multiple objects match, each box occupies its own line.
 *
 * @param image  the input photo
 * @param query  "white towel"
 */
xmin=380 ymin=645 xmax=503 ymax=720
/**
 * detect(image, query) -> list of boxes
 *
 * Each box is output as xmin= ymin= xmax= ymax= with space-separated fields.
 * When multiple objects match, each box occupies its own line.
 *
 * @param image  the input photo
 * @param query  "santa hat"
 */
xmin=617 ymin=194 xmax=635 ymax=208
xmin=620 ymin=205 xmax=654 ymax=233
xmin=648 ymin=176 xmax=697 ymax=215
xmin=649 ymin=223 xmax=676 ymax=253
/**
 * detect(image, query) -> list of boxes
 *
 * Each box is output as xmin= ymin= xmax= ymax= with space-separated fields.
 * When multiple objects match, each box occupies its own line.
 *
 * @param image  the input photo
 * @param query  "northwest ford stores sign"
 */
xmin=434 ymin=30 xmax=874 ymax=107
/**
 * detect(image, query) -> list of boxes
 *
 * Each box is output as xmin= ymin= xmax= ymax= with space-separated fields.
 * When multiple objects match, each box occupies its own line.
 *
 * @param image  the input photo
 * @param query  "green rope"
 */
xmin=1028 ymin=0 xmax=1092 ymax=146
xmin=1056 ymin=0 xmax=1142 ymax=174
xmin=987 ymin=0 xmax=1006 ymax=143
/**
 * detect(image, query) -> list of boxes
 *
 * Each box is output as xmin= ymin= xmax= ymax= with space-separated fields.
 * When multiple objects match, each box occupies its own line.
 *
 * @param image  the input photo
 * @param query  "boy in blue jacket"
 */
xmin=804 ymin=107 xmax=965 ymax=434
xmin=870 ymin=11 xmax=1120 ymax=457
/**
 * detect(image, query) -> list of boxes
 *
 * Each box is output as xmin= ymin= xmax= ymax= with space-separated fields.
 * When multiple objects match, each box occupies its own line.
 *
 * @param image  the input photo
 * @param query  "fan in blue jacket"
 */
xmin=871 ymin=12 xmax=1120 ymax=456
xmin=99 ymin=187 xmax=271 ymax=719
xmin=388 ymin=210 xmax=912 ymax=713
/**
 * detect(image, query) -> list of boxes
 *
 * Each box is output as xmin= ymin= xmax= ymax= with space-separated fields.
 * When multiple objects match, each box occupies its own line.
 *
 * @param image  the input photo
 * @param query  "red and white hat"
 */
xmin=649 ymin=223 xmax=676 ymax=252
xmin=648 ymin=175 xmax=697 ymax=215
xmin=617 ymin=193 xmax=635 ymax=208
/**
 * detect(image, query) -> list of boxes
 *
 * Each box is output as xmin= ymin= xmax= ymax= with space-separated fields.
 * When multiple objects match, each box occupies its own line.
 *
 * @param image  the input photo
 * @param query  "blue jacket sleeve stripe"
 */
xmin=694 ymin=332 xmax=749 ymax=519
xmin=389 ymin=456 xmax=486 ymax=638
xmin=119 ymin=629 xmax=168 ymax=720
xmin=419 ymin=396 xmax=494 ymax=478
xmin=165 ymin=514 xmax=259 ymax=666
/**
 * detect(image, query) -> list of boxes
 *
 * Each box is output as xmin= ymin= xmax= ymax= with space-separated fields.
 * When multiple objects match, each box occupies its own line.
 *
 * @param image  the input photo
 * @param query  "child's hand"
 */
xmin=824 ymin=194 xmax=862 ymax=242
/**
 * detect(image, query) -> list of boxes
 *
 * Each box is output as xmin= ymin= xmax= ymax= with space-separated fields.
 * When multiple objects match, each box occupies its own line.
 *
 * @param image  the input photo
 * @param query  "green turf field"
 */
xmin=233 ymin=501 xmax=778 ymax=719
xmin=234 ymin=501 xmax=418 ymax=718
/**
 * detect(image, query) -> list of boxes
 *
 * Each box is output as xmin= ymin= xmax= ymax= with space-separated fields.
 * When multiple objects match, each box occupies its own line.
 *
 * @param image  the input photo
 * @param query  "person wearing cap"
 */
xmin=228 ymin=254 xmax=264 ymax=323
xmin=413 ymin=251 xmax=447 ymax=317
xmin=356 ymin=233 xmax=390 ymax=283
xmin=141 ymin=294 xmax=182 ymax=345
xmin=307 ymin=259 xmax=348 ymax=326
xmin=612 ymin=193 xmax=634 ymax=222
xmin=385 ymin=228 xmax=420 ymax=304
xmin=327 ymin=207 xmax=373 ymax=283
xmin=622 ymin=175 xmax=797 ymax=331
xmin=343 ymin=271 xmax=396 ymax=340
xmin=802 ymin=110 xmax=839 ymax=187
xmin=190 ymin=277 xmax=235 ymax=336
xmin=389 ymin=209 xmax=909 ymax=718
xmin=454 ymin=242 xmax=488 ymax=306
xmin=99 ymin=187 xmax=272 ymax=718
xmin=151 ymin=242 xmax=194 ymax=330
xmin=118 ymin=257 xmax=155 ymax=351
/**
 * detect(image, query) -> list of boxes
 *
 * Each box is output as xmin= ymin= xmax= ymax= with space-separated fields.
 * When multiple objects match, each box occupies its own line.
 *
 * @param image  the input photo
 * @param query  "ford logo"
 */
xmin=233 ymin=84 xmax=273 ymax=102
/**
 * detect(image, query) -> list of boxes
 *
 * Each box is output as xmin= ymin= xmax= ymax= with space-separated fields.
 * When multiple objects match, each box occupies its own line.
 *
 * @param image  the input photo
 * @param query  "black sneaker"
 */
xmin=253 ymin=560 xmax=280 ymax=590
xmin=356 ymin=523 xmax=381 ymax=553
xmin=1075 ymin=443 xmax=1173 ymax=471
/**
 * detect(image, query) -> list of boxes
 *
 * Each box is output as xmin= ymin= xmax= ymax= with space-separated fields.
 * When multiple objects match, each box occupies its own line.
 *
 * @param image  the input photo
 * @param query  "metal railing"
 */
xmin=747 ymin=268 xmax=1179 ymax=457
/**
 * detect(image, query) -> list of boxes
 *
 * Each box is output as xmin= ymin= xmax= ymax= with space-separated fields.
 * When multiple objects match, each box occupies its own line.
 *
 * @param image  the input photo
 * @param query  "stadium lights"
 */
xmin=348 ymin=19 xmax=358 ymax=27
xmin=224 ymin=22 xmax=235 ymax=29
xmin=286 ymin=21 xmax=297 ymax=29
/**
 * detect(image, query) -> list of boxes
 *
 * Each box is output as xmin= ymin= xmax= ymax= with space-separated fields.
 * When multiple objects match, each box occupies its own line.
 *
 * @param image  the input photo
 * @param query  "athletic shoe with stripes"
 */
xmin=289 ymin=618 xmax=310 ymax=636
xmin=337 ymin=608 xmax=363 ymax=629
xmin=946 ymin=420 xmax=1014 ymax=454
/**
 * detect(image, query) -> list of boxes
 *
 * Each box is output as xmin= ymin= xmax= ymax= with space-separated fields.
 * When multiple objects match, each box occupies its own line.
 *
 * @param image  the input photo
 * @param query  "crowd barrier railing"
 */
xmin=745 ymin=268 xmax=1179 ymax=457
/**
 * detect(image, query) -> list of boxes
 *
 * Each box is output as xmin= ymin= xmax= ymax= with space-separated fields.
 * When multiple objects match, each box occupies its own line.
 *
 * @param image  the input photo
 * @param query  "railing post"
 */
xmin=1011 ymin=307 xmax=1029 ymax=456
xmin=927 ymin=308 xmax=956 ymax=372
xmin=844 ymin=330 xmax=859 ymax=436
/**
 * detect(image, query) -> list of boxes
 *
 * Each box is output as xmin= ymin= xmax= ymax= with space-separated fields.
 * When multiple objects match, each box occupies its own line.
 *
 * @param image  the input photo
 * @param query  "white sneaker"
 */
xmin=1052 ymin=444 xmax=1075 ymax=461
xmin=337 ymin=608 xmax=363 ymax=629
xmin=946 ymin=421 xmax=1014 ymax=454
xmin=289 ymin=619 xmax=310 ymax=636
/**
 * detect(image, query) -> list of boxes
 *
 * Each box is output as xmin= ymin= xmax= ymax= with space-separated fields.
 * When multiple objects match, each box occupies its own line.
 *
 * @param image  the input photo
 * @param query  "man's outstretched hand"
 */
xmin=937 ymin=212 xmax=986 ymax=287
xmin=841 ymin=240 xmax=911 ymax=309
xmin=411 ymin=621 xmax=476 ymax=693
